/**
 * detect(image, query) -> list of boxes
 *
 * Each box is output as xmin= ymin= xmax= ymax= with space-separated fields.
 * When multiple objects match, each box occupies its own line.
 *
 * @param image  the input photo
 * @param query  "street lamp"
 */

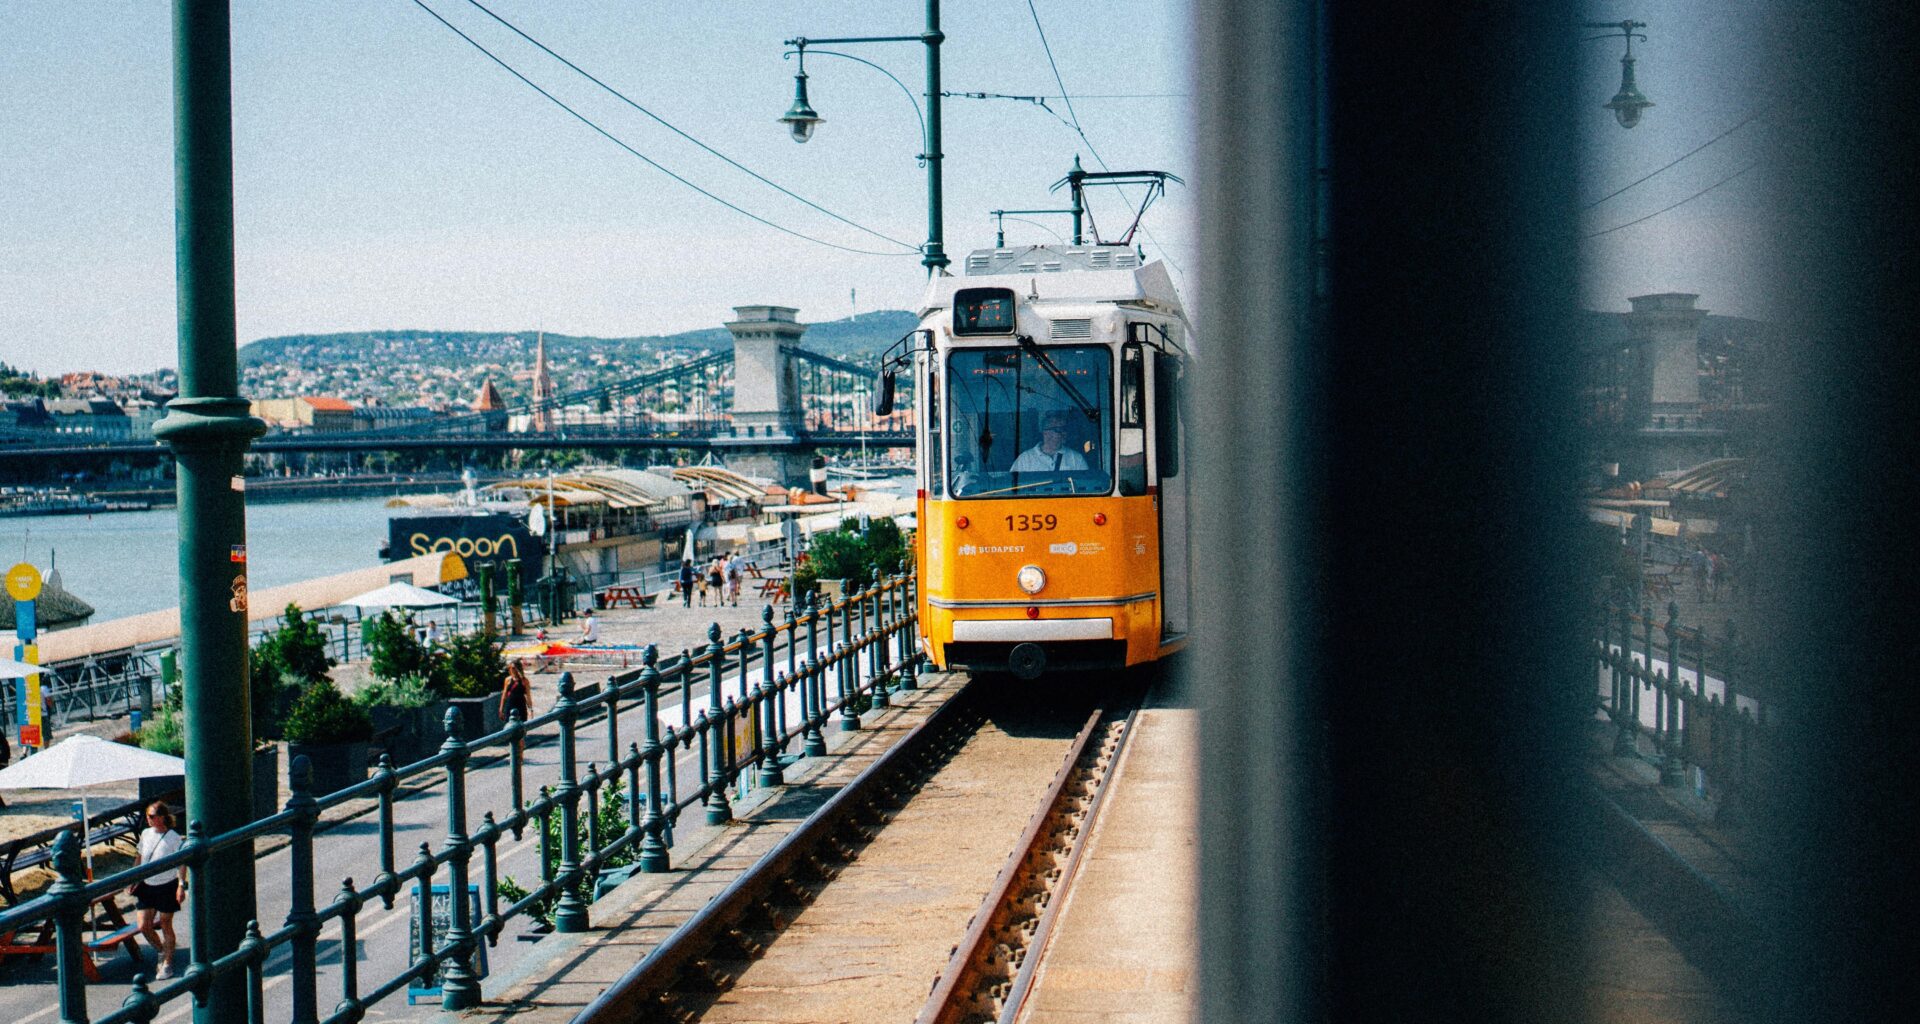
xmin=778 ymin=52 xmax=823 ymax=143
xmin=1585 ymin=20 xmax=1653 ymax=128
xmin=780 ymin=0 xmax=948 ymax=272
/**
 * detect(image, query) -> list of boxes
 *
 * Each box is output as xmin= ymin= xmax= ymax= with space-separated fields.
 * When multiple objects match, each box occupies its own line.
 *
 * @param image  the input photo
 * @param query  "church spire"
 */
xmin=531 ymin=331 xmax=554 ymax=431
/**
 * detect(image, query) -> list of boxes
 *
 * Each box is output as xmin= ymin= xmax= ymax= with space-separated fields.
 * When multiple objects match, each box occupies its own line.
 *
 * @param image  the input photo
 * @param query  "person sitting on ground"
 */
xmin=578 ymin=610 xmax=601 ymax=645
xmin=1009 ymin=411 xmax=1090 ymax=473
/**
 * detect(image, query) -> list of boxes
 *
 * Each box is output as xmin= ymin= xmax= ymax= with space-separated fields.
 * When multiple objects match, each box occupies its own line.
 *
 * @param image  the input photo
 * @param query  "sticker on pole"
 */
xmin=229 ymin=574 xmax=249 ymax=613
xmin=406 ymin=883 xmax=488 ymax=1004
xmin=5 ymin=563 xmax=41 ymax=601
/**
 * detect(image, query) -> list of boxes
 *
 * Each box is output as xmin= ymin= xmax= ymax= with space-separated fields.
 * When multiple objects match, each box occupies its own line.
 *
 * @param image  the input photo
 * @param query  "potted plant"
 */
xmin=354 ymin=673 xmax=444 ymax=767
xmin=283 ymin=679 xmax=375 ymax=797
xmin=440 ymin=630 xmax=508 ymax=740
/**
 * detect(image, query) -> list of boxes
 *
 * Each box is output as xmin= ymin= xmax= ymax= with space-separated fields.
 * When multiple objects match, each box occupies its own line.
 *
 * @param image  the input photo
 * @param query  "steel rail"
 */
xmin=917 ymin=703 xmax=1138 ymax=1024
xmin=569 ymin=675 xmax=980 ymax=1024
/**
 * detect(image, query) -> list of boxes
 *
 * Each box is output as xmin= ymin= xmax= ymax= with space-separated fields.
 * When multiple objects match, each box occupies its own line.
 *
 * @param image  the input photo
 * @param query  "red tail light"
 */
xmin=956 ymin=516 xmax=970 ymax=529
xmin=1026 ymin=606 xmax=1040 ymax=619
xmin=1093 ymin=512 xmax=1108 ymax=526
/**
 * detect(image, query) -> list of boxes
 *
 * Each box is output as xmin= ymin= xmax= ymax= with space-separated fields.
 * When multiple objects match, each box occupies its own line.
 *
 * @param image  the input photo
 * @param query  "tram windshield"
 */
xmin=945 ymin=345 xmax=1113 ymax=498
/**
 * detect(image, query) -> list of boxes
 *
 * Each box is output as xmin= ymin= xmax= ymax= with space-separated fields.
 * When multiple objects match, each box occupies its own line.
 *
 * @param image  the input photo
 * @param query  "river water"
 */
xmin=2 ymin=496 xmax=401 ymax=625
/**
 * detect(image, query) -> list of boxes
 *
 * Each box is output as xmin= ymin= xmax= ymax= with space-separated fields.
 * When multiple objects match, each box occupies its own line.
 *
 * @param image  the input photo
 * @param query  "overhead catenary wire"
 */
xmin=1586 ymin=106 xmax=1769 ymax=209
xmin=462 ymin=0 xmax=918 ymax=252
xmin=1583 ymin=160 xmax=1759 ymax=239
xmin=408 ymin=0 xmax=915 ymax=258
xmin=1022 ymin=0 xmax=1183 ymax=275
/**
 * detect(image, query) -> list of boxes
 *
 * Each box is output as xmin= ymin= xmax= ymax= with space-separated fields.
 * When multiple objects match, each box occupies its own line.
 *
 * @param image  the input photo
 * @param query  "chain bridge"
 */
xmin=0 ymin=307 xmax=913 ymax=488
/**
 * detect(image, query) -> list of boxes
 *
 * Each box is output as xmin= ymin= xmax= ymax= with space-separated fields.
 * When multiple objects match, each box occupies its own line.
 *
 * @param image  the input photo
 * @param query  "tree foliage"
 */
xmin=790 ymin=517 xmax=911 ymax=597
xmin=282 ymin=679 xmax=374 ymax=746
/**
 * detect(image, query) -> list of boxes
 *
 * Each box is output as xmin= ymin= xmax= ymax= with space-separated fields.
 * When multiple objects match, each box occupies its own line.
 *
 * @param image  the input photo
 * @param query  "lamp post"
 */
xmin=780 ymin=0 xmax=947 ymax=273
xmin=151 ymin=3 xmax=267 ymax=1022
xmin=1584 ymin=20 xmax=1653 ymax=128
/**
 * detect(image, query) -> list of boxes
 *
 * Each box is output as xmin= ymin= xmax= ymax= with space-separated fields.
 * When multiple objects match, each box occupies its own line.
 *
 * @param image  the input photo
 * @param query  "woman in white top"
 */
xmin=129 ymin=800 xmax=185 ymax=979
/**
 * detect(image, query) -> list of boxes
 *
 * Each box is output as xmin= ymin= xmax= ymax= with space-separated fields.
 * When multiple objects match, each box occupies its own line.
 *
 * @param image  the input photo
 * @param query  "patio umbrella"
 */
xmin=0 ymin=733 xmax=187 ymax=879
xmin=338 ymin=581 xmax=457 ymax=611
xmin=1 ymin=657 xmax=47 ymax=677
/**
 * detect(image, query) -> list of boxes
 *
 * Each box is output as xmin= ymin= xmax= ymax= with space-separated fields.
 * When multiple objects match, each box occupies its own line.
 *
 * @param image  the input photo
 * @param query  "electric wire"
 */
xmin=408 ymin=0 xmax=914 ymax=257
xmin=1022 ymin=0 xmax=1183 ymax=275
xmin=1586 ymin=107 xmax=1768 ymax=209
xmin=1583 ymin=160 xmax=1759 ymax=239
xmin=462 ymin=0 xmax=918 ymax=252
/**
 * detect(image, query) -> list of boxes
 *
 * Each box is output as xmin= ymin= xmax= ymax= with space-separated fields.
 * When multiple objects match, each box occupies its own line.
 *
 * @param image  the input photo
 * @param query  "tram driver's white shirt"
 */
xmin=1009 ymin=445 xmax=1088 ymax=472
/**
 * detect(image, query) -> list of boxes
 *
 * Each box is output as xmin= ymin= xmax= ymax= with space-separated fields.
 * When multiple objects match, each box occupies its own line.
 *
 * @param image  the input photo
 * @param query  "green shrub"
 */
xmin=282 ymin=679 xmax=374 ymax=745
xmin=257 ymin=604 xmax=335 ymax=683
xmin=138 ymin=708 xmax=185 ymax=757
xmin=791 ymin=517 xmax=912 ymax=600
xmin=365 ymin=611 xmax=434 ymax=684
xmin=495 ymin=782 xmax=638 ymax=929
xmin=251 ymin=603 xmax=336 ymax=741
xmin=353 ymin=672 xmax=438 ymax=711
xmin=441 ymin=630 xmax=506 ymax=699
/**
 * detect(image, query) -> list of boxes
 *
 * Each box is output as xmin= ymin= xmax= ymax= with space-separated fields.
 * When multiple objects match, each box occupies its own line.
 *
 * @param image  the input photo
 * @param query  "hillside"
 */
xmin=236 ymin=311 xmax=919 ymax=405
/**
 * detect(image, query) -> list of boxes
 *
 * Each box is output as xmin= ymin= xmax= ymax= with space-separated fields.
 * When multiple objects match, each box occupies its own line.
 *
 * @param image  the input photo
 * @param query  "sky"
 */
xmin=0 ymin=0 xmax=1193 ymax=375
xmin=1575 ymin=3 xmax=1777 ymax=321
xmin=0 ymin=3 xmax=1775 ymax=376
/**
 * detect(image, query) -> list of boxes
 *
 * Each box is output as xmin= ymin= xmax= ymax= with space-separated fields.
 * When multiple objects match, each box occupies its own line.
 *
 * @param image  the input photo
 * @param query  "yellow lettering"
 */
xmin=496 ymin=535 xmax=518 ymax=558
xmin=410 ymin=533 xmax=431 ymax=556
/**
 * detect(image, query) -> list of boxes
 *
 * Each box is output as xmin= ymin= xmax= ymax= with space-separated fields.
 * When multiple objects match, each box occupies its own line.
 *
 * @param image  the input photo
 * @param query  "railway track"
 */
xmin=569 ymin=676 xmax=1142 ymax=1024
xmin=918 ymin=704 xmax=1138 ymax=1024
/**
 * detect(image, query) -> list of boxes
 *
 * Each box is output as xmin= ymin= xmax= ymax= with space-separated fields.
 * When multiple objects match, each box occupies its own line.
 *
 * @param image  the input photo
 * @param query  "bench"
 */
xmin=86 ymin=923 xmax=147 ymax=969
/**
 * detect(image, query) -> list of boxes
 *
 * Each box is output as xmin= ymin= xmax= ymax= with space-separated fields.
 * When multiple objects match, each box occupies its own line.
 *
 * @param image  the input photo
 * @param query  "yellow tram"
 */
xmin=885 ymin=244 xmax=1193 ymax=679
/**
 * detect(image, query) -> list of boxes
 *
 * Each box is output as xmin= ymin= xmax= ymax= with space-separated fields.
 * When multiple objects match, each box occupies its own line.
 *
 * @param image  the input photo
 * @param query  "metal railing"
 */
xmin=1594 ymin=599 xmax=1770 ymax=820
xmin=0 ymin=569 xmax=920 ymax=1023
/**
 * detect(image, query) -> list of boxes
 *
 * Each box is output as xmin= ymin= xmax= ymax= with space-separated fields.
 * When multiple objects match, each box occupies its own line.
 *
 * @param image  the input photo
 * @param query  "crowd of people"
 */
xmin=678 ymin=552 xmax=745 ymax=609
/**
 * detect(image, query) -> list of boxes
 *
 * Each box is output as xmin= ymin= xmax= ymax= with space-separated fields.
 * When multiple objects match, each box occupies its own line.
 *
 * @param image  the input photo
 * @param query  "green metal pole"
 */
xmin=921 ymin=0 xmax=947 ymax=272
xmin=152 ymin=4 xmax=266 ymax=1022
xmin=1069 ymin=155 xmax=1086 ymax=244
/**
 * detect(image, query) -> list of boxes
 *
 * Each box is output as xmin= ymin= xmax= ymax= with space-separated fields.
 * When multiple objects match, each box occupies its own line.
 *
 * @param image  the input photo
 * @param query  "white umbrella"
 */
xmin=339 ymin=581 xmax=458 ymax=611
xmin=1 ymin=657 xmax=47 ymax=677
xmin=0 ymin=734 xmax=187 ymax=880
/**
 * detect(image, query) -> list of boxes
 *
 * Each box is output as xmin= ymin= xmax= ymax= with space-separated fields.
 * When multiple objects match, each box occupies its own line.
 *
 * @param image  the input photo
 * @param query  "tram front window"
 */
xmin=947 ymin=345 xmax=1113 ymax=498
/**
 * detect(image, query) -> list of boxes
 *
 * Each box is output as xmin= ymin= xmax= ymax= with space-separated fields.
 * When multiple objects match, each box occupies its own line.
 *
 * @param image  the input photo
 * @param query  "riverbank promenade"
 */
xmin=5 ymin=595 xmax=1755 ymax=1023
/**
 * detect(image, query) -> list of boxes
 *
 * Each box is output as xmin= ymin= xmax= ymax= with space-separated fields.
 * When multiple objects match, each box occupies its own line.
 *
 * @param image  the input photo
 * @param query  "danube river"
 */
xmin=3 ymin=496 xmax=404 ymax=624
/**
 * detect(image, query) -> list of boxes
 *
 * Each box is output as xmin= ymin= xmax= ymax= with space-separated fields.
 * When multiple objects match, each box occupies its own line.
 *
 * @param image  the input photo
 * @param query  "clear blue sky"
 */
xmin=2 ymin=3 xmax=1774 ymax=376
xmin=1 ymin=1 xmax=1193 ymax=374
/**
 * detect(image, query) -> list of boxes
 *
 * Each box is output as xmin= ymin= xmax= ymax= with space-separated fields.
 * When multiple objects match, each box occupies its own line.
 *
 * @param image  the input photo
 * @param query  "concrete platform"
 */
xmin=1019 ymin=703 xmax=1199 ymax=1024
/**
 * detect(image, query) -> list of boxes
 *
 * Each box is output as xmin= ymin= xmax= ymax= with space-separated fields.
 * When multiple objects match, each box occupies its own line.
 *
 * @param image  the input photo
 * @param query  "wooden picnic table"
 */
xmin=0 ymin=890 xmax=144 ymax=981
xmin=597 ymin=585 xmax=657 ymax=609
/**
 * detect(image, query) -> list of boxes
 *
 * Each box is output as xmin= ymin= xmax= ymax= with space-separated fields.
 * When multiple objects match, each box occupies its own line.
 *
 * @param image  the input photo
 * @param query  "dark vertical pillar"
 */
xmin=1191 ymin=2 xmax=1589 ymax=1021
xmin=151 ymin=3 xmax=266 ymax=1022
xmin=1751 ymin=8 xmax=1920 ymax=1018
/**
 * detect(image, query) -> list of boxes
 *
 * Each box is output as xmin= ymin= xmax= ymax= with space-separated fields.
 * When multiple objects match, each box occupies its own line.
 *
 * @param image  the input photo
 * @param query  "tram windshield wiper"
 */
xmin=1017 ymin=334 xmax=1102 ymax=425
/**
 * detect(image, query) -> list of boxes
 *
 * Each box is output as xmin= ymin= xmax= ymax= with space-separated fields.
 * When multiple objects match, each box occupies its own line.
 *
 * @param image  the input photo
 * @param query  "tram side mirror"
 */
xmin=871 ymin=370 xmax=896 ymax=417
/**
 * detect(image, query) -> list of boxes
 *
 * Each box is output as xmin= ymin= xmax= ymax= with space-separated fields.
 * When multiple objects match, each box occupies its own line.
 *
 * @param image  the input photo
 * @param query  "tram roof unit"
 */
xmin=920 ymin=245 xmax=1188 ymax=321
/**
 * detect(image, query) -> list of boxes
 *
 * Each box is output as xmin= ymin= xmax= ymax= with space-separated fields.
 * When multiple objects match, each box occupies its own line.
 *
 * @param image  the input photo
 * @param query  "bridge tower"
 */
xmin=1623 ymin=292 xmax=1724 ymax=478
xmin=719 ymin=305 xmax=813 ymax=486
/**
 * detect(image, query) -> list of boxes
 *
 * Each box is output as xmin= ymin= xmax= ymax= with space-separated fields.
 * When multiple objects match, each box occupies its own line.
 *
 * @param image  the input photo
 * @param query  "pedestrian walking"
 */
xmin=679 ymin=558 xmax=696 ymax=608
xmin=707 ymin=557 xmax=725 ymax=606
xmin=130 ymin=800 xmax=186 ymax=979
xmin=725 ymin=552 xmax=744 ymax=607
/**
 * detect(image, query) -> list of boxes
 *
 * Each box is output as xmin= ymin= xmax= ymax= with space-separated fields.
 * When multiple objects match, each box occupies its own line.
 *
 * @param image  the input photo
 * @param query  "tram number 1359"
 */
xmin=1006 ymin=514 xmax=1058 ymax=531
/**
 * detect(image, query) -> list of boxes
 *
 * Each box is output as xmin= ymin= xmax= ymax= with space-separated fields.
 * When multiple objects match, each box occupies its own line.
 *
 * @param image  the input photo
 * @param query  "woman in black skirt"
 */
xmin=129 ymin=800 xmax=185 ymax=979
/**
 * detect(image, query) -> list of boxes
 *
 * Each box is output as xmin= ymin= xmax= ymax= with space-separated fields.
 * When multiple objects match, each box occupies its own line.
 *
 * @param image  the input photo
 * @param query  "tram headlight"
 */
xmin=1017 ymin=565 xmax=1046 ymax=595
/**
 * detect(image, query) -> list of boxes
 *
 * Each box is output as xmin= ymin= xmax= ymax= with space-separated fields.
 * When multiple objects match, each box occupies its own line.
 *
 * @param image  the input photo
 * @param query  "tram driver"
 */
xmin=1009 ymin=411 xmax=1089 ymax=473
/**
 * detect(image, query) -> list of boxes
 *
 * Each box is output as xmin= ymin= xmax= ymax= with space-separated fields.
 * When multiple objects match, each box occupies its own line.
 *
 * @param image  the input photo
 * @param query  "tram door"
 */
xmin=1154 ymin=349 xmax=1191 ymax=638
